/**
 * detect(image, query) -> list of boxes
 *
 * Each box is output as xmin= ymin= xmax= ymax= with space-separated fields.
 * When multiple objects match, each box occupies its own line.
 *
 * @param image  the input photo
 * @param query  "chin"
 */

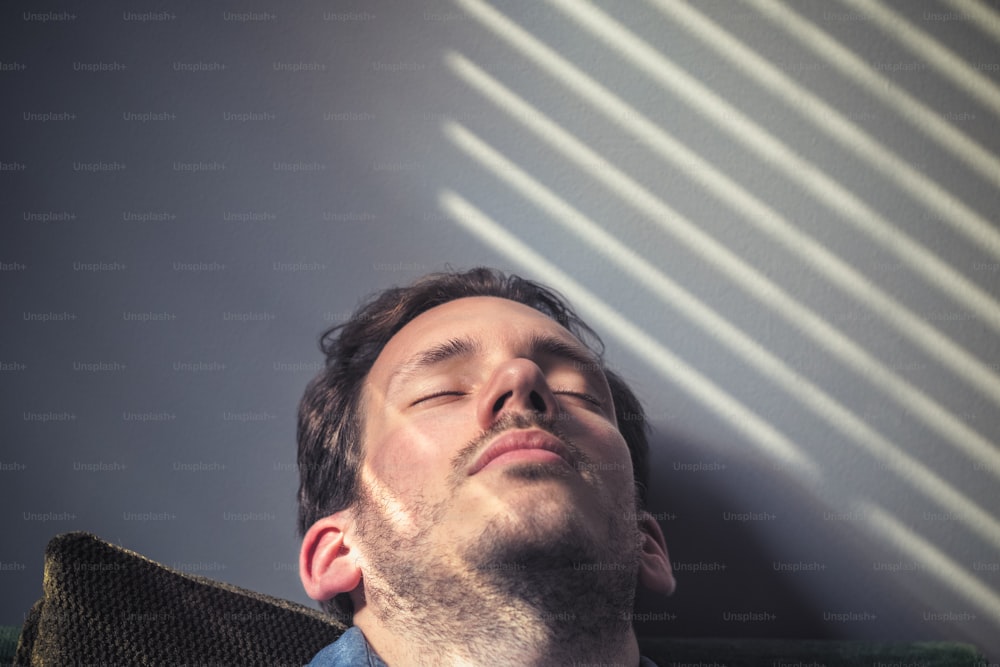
xmin=491 ymin=464 xmax=585 ymax=517
xmin=466 ymin=485 xmax=599 ymax=574
xmin=503 ymin=461 xmax=575 ymax=481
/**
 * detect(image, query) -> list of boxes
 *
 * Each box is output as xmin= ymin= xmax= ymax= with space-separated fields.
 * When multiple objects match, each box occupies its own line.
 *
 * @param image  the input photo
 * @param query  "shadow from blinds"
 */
xmin=443 ymin=52 xmax=1000 ymax=488
xmin=437 ymin=190 xmax=1000 ymax=633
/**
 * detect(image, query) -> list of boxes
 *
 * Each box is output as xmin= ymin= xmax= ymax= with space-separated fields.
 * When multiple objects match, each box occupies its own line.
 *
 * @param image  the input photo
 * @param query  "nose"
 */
xmin=476 ymin=358 xmax=557 ymax=431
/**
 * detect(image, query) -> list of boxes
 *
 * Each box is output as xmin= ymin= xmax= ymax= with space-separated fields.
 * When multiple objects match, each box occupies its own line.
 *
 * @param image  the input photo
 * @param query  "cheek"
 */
xmin=359 ymin=430 xmax=446 ymax=539
xmin=365 ymin=431 xmax=424 ymax=492
xmin=364 ymin=415 xmax=465 ymax=493
xmin=572 ymin=418 xmax=636 ymax=488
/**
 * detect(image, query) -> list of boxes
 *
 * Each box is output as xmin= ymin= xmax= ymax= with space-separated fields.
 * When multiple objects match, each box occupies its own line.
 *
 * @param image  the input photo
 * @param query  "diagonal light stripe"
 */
xmin=643 ymin=0 xmax=1000 ymax=313
xmin=442 ymin=186 xmax=1000 ymax=639
xmin=443 ymin=120 xmax=1000 ymax=551
xmin=441 ymin=186 xmax=1000 ymax=642
xmin=751 ymin=0 xmax=1000 ymax=185
xmin=444 ymin=52 xmax=1000 ymax=485
xmin=840 ymin=0 xmax=1000 ymax=120
xmin=943 ymin=0 xmax=1000 ymax=46
xmin=556 ymin=0 xmax=1000 ymax=268
xmin=862 ymin=501 xmax=1000 ymax=627
xmin=437 ymin=189 xmax=818 ymax=477
xmin=452 ymin=0 xmax=1000 ymax=403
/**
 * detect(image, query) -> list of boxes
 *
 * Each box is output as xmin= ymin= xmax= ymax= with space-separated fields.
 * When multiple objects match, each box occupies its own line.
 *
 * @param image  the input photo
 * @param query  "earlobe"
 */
xmin=299 ymin=513 xmax=364 ymax=603
xmin=637 ymin=510 xmax=676 ymax=596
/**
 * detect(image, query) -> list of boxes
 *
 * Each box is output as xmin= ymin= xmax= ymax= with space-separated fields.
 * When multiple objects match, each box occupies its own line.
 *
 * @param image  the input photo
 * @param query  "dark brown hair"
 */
xmin=297 ymin=267 xmax=649 ymax=618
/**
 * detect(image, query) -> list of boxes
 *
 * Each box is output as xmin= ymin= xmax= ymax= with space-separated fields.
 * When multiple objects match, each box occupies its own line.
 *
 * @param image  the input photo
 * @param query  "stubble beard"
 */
xmin=353 ymin=413 xmax=642 ymax=664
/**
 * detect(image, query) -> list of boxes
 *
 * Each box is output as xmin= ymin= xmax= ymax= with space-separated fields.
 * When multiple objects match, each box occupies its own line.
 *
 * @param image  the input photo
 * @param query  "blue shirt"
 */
xmin=306 ymin=626 xmax=660 ymax=666
xmin=307 ymin=627 xmax=388 ymax=667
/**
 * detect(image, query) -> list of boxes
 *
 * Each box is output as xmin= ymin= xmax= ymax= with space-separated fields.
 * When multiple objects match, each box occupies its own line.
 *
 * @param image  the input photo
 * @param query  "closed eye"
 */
xmin=553 ymin=389 xmax=603 ymax=407
xmin=412 ymin=390 xmax=466 ymax=406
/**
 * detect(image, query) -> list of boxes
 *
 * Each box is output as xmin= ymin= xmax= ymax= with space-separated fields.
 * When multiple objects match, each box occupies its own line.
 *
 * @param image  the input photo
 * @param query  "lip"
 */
xmin=468 ymin=429 xmax=573 ymax=476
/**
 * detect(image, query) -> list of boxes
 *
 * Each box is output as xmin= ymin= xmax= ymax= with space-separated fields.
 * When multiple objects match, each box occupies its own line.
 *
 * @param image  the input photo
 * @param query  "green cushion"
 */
xmin=0 ymin=624 xmax=21 ymax=664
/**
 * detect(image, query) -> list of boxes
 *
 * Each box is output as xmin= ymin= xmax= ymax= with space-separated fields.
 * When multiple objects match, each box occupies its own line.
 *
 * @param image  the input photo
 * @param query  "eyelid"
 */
xmin=552 ymin=388 xmax=603 ymax=407
xmin=411 ymin=390 xmax=466 ymax=406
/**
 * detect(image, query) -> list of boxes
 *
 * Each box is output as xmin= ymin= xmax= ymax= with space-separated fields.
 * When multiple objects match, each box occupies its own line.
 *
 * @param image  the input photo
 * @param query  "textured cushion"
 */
xmin=15 ymin=532 xmax=344 ymax=666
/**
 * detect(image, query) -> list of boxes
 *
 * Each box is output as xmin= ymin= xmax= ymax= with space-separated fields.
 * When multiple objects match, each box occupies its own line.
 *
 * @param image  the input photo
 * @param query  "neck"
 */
xmin=354 ymin=575 xmax=642 ymax=667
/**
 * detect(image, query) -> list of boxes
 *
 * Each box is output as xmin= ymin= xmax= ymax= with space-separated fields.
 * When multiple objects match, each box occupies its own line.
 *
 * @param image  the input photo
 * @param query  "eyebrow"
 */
xmin=385 ymin=332 xmax=602 ymax=397
xmin=525 ymin=332 xmax=602 ymax=372
xmin=387 ymin=336 xmax=483 ymax=395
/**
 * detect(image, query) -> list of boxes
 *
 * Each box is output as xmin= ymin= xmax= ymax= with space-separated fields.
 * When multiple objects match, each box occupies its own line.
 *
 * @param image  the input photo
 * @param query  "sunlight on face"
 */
xmin=356 ymin=296 xmax=634 ymax=559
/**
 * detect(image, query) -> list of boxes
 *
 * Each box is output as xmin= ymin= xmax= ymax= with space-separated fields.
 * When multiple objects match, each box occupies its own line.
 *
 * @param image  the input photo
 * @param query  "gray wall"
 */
xmin=3 ymin=0 xmax=999 ymax=659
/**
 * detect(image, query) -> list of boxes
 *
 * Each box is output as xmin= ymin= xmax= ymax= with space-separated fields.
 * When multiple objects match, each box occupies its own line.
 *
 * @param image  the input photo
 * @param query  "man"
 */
xmin=297 ymin=267 xmax=675 ymax=667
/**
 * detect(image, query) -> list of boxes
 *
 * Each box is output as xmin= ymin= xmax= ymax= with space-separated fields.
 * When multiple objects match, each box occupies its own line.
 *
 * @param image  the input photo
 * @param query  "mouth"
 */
xmin=468 ymin=429 xmax=573 ymax=476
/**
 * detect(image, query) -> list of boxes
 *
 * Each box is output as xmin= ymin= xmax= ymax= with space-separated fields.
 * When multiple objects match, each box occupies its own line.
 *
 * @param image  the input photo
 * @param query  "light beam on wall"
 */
xmin=437 ymin=189 xmax=817 ymax=477
xmin=861 ymin=500 xmax=1000 ymax=626
xmin=444 ymin=51 xmax=1000 ymax=488
xmin=839 ymin=0 xmax=1000 ymax=120
xmin=449 ymin=0 xmax=1000 ymax=441
xmin=640 ymin=0 xmax=1000 ymax=329
xmin=442 ymin=120 xmax=1000 ymax=553
xmin=443 ymin=0 xmax=999 ymax=652
xmin=438 ymin=188 xmax=1000 ymax=636
xmin=943 ymin=0 xmax=1000 ymax=45
xmin=745 ymin=0 xmax=1000 ymax=247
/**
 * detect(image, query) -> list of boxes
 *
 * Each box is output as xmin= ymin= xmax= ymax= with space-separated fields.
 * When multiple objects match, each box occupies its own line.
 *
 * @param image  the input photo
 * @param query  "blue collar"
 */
xmin=306 ymin=627 xmax=389 ymax=667
xmin=307 ymin=625 xmax=660 ymax=666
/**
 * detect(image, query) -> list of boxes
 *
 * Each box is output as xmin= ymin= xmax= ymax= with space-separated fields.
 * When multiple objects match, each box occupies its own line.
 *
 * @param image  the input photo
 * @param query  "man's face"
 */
xmin=354 ymin=296 xmax=641 ymax=589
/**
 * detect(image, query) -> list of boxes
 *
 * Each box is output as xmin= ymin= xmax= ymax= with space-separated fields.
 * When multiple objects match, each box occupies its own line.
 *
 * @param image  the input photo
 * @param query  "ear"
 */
xmin=637 ymin=510 xmax=676 ymax=595
xmin=299 ymin=512 xmax=363 ymax=603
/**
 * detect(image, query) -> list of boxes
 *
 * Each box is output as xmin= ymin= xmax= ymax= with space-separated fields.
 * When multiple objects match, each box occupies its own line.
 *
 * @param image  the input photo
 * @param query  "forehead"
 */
xmin=367 ymin=296 xmax=589 ymax=386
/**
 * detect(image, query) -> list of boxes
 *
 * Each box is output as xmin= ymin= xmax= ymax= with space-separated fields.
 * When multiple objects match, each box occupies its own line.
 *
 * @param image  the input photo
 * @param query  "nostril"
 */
xmin=529 ymin=391 xmax=546 ymax=413
xmin=493 ymin=392 xmax=510 ymax=413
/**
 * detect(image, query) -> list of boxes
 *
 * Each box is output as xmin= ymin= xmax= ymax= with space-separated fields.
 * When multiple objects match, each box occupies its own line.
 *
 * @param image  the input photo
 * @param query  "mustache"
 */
xmin=449 ymin=411 xmax=589 ymax=477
